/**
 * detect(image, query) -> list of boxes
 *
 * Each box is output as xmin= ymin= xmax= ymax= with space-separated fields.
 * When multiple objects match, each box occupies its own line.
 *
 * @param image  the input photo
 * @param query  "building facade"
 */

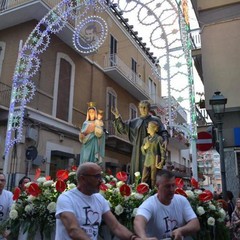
xmin=0 ymin=0 xmax=191 ymax=188
xmin=191 ymin=0 xmax=240 ymax=198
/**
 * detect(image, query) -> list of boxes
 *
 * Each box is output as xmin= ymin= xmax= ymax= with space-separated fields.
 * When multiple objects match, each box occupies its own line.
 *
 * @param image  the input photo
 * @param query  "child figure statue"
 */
xmin=141 ymin=121 xmax=166 ymax=188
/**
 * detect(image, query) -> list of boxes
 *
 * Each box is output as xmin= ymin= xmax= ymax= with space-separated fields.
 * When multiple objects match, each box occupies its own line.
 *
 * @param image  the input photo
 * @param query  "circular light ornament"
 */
xmin=73 ymin=16 xmax=108 ymax=54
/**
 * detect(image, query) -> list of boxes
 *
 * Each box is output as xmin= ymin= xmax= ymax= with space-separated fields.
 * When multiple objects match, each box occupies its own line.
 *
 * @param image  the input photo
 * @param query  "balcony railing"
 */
xmin=190 ymin=28 xmax=201 ymax=50
xmin=150 ymin=94 xmax=166 ymax=107
xmin=104 ymin=54 xmax=149 ymax=96
xmin=0 ymin=0 xmax=60 ymax=12
xmin=166 ymin=161 xmax=192 ymax=177
xmin=104 ymin=119 xmax=129 ymax=142
xmin=0 ymin=82 xmax=11 ymax=107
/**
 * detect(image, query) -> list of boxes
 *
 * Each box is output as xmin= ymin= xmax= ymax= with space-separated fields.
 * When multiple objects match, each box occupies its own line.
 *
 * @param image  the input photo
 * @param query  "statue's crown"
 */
xmin=87 ymin=102 xmax=96 ymax=108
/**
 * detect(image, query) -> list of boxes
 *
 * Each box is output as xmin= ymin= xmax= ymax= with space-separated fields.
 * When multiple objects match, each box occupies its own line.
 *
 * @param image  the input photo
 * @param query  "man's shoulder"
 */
xmin=140 ymin=194 xmax=156 ymax=206
xmin=173 ymin=194 xmax=188 ymax=202
xmin=2 ymin=189 xmax=13 ymax=196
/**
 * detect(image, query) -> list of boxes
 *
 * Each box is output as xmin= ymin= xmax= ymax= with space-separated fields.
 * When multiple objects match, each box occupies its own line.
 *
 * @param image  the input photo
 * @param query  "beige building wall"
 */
xmin=197 ymin=0 xmax=239 ymax=11
xmin=0 ymin=4 xmax=160 ymax=182
xmin=201 ymin=19 xmax=240 ymax=110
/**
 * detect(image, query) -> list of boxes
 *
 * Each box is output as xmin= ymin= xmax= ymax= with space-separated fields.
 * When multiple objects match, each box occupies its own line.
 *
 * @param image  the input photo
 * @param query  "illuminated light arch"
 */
xmin=5 ymin=0 xmax=109 ymax=154
xmin=113 ymin=0 xmax=197 ymax=140
xmin=5 ymin=0 xmax=197 ymax=156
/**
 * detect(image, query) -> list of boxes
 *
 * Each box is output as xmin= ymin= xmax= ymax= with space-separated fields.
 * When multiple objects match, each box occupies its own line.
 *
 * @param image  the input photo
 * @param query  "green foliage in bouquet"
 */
xmin=99 ymin=171 xmax=156 ymax=229
xmin=2 ymin=167 xmax=77 ymax=240
xmin=175 ymin=177 xmax=230 ymax=240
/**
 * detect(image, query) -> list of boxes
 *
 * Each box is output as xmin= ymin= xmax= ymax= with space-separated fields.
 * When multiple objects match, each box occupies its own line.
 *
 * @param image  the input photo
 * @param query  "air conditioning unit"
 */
xmin=26 ymin=127 xmax=38 ymax=142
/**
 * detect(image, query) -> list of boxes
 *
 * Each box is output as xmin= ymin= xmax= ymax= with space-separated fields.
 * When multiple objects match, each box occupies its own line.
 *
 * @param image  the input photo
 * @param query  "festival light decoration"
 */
xmin=114 ymin=0 xmax=197 ymax=140
xmin=5 ymin=0 xmax=197 ymax=156
xmin=5 ymin=0 xmax=109 ymax=154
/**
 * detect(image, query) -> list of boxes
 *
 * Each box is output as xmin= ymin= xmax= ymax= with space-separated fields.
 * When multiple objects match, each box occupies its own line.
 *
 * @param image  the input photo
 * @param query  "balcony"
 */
xmin=104 ymin=54 xmax=149 ymax=100
xmin=0 ymin=0 xmax=78 ymax=50
xmin=0 ymin=82 xmax=11 ymax=121
xmin=104 ymin=120 xmax=132 ymax=155
xmin=166 ymin=161 xmax=192 ymax=178
xmin=168 ymin=127 xmax=190 ymax=150
xmin=190 ymin=28 xmax=203 ymax=82
xmin=0 ymin=0 xmax=59 ymax=30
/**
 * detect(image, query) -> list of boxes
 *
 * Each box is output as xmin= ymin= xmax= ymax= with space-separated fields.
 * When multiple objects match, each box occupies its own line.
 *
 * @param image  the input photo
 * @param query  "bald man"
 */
xmin=55 ymin=162 xmax=153 ymax=240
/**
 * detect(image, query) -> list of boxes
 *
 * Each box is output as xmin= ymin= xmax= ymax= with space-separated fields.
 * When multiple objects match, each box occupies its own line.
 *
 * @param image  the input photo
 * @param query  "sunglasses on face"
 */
xmin=82 ymin=174 xmax=102 ymax=180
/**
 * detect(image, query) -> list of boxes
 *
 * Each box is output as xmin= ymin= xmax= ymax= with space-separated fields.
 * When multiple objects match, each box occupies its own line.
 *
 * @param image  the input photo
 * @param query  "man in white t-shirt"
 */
xmin=134 ymin=169 xmax=200 ymax=240
xmin=0 ymin=173 xmax=13 ymax=240
xmin=55 ymin=162 xmax=153 ymax=240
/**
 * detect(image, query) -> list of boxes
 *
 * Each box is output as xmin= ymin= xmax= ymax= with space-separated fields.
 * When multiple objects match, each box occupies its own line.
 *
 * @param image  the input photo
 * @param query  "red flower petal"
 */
xmin=175 ymin=178 xmax=184 ymax=189
xmin=34 ymin=168 xmax=41 ymax=181
xmin=45 ymin=176 xmax=51 ymax=180
xmin=119 ymin=184 xmax=131 ymax=196
xmin=13 ymin=187 xmax=21 ymax=201
xmin=199 ymin=190 xmax=213 ymax=202
xmin=136 ymin=183 xmax=149 ymax=194
xmin=71 ymin=165 xmax=77 ymax=171
xmin=56 ymin=170 xmax=69 ymax=181
xmin=109 ymin=181 xmax=116 ymax=187
xmin=56 ymin=180 xmax=66 ymax=193
xmin=100 ymin=183 xmax=108 ymax=191
xmin=175 ymin=188 xmax=187 ymax=197
xmin=27 ymin=183 xmax=41 ymax=197
xmin=106 ymin=168 xmax=112 ymax=175
xmin=116 ymin=171 xmax=128 ymax=182
xmin=190 ymin=177 xmax=199 ymax=189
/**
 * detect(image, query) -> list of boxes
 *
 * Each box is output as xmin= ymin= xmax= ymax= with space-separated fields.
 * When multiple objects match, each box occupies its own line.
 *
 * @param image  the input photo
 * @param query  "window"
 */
xmin=129 ymin=103 xmax=137 ymax=119
xmin=131 ymin=58 xmax=137 ymax=81
xmin=0 ymin=42 xmax=6 ymax=78
xmin=110 ymin=35 xmax=117 ymax=66
xmin=149 ymin=77 xmax=157 ymax=102
xmin=235 ymin=151 xmax=240 ymax=176
xmin=53 ymin=53 xmax=75 ymax=122
xmin=106 ymin=87 xmax=117 ymax=134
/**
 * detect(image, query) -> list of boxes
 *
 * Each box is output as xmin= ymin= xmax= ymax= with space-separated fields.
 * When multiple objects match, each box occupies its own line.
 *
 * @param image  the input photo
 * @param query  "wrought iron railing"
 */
xmin=0 ymin=0 xmax=60 ymax=12
xmin=104 ymin=119 xmax=129 ymax=142
xmin=104 ymin=54 xmax=149 ymax=96
xmin=190 ymin=28 xmax=201 ymax=50
xmin=0 ymin=82 xmax=11 ymax=107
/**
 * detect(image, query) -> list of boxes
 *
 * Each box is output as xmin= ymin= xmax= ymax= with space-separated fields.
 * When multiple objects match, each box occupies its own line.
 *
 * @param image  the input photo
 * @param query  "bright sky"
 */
xmin=121 ymin=0 xmax=204 ymax=108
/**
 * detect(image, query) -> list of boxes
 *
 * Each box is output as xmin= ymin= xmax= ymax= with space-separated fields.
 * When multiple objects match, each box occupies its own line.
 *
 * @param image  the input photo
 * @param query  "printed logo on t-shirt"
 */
xmin=163 ymin=216 xmax=178 ymax=237
xmin=0 ymin=205 xmax=4 ymax=221
xmin=82 ymin=206 xmax=100 ymax=239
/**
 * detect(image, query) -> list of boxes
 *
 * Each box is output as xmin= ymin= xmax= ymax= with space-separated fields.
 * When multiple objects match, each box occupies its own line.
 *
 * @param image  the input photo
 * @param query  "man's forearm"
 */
xmin=177 ymin=218 xmax=200 ymax=237
xmin=112 ymin=223 xmax=134 ymax=240
xmin=134 ymin=217 xmax=148 ymax=238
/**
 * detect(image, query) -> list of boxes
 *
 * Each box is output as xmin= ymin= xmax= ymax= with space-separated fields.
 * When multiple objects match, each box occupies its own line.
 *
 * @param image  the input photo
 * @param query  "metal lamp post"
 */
xmin=209 ymin=91 xmax=227 ymax=200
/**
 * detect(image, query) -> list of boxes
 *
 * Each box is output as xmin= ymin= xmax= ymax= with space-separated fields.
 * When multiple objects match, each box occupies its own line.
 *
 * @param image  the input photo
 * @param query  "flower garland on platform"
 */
xmin=0 ymin=167 xmax=77 ymax=240
xmin=1 ymin=169 xmax=230 ymax=240
xmin=99 ymin=171 xmax=156 ymax=229
xmin=175 ymin=177 xmax=230 ymax=240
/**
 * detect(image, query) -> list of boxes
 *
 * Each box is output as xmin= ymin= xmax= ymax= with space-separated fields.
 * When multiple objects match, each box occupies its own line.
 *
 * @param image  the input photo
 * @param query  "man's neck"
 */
xmin=157 ymin=193 xmax=171 ymax=205
xmin=77 ymin=186 xmax=92 ymax=196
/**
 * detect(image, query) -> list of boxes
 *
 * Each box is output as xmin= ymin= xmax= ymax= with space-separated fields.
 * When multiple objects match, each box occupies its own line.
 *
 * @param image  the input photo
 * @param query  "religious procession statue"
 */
xmin=79 ymin=102 xmax=105 ymax=164
xmin=111 ymin=100 xmax=169 ymax=184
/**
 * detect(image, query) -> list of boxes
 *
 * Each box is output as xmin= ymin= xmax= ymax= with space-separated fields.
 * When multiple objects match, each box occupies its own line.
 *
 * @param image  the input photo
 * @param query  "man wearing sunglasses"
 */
xmin=55 ymin=162 xmax=155 ymax=240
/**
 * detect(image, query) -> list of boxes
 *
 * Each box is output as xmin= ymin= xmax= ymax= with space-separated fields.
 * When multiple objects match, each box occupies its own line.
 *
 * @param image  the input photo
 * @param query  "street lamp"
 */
xmin=209 ymin=91 xmax=227 ymax=200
